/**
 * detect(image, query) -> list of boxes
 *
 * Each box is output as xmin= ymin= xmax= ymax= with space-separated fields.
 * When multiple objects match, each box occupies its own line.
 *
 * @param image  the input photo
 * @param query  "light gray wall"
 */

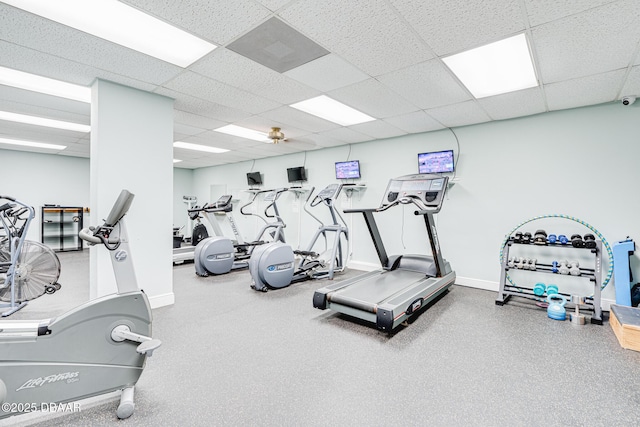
xmin=0 ymin=149 xmax=90 ymax=242
xmin=190 ymin=102 xmax=640 ymax=302
xmin=3 ymin=101 xmax=638 ymax=304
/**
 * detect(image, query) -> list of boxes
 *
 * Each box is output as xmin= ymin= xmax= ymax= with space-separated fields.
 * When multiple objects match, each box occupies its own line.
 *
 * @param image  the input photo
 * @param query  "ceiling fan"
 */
xmin=268 ymin=127 xmax=286 ymax=144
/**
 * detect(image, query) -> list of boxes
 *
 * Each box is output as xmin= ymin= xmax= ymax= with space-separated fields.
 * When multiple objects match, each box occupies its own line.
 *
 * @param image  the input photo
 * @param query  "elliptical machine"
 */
xmin=194 ymin=188 xmax=288 ymax=276
xmin=0 ymin=190 xmax=161 ymax=420
xmin=249 ymin=183 xmax=349 ymax=292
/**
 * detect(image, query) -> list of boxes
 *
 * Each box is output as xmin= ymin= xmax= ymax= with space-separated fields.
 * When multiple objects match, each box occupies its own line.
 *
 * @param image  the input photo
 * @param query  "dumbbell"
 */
xmin=558 ymin=234 xmax=569 ymax=245
xmin=571 ymin=234 xmax=585 ymax=248
xmin=521 ymin=232 xmax=532 ymax=244
xmin=568 ymin=260 xmax=580 ymax=276
xmin=558 ymin=260 xmax=570 ymax=275
xmin=516 ymin=257 xmax=527 ymax=269
xmin=551 ymin=260 xmax=559 ymax=273
xmin=527 ymin=258 xmax=537 ymax=271
xmin=533 ymin=230 xmax=547 ymax=245
xmin=533 ymin=282 xmax=546 ymax=296
xmin=583 ymin=233 xmax=596 ymax=249
xmin=507 ymin=257 xmax=515 ymax=268
xmin=513 ymin=232 xmax=523 ymax=243
xmin=548 ymin=234 xmax=557 ymax=244
xmin=546 ymin=284 xmax=559 ymax=296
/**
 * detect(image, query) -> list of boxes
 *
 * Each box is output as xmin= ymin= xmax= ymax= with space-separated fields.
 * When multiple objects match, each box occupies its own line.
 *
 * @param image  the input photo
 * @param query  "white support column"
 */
xmin=90 ymin=79 xmax=174 ymax=308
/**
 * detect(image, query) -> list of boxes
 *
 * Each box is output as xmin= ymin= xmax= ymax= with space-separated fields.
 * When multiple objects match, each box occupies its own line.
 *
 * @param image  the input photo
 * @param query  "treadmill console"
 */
xmin=381 ymin=174 xmax=448 ymax=211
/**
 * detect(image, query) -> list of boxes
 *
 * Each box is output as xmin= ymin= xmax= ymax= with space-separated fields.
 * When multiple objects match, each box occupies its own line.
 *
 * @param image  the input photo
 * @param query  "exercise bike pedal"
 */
xmin=136 ymin=338 xmax=162 ymax=356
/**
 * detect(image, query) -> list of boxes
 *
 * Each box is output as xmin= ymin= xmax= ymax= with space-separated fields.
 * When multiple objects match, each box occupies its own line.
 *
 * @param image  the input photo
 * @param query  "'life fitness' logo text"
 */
xmin=16 ymin=372 xmax=79 ymax=392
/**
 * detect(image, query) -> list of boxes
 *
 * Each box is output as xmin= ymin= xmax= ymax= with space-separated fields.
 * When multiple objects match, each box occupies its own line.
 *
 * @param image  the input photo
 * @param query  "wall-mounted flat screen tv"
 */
xmin=335 ymin=160 xmax=361 ymax=180
xmin=418 ymin=149 xmax=454 ymax=174
xmin=287 ymin=166 xmax=307 ymax=183
xmin=246 ymin=171 xmax=262 ymax=186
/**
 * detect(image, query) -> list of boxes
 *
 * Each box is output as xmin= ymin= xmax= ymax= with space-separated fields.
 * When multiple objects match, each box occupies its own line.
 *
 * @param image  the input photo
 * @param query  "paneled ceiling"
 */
xmin=1 ymin=0 xmax=639 ymax=169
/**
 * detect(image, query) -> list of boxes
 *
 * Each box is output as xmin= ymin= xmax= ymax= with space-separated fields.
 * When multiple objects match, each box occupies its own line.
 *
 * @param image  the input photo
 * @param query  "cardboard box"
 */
xmin=610 ymin=304 xmax=640 ymax=352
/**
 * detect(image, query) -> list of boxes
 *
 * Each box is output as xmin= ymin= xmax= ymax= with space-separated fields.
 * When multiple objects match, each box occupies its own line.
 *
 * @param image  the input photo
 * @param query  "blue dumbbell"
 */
xmin=546 ymin=284 xmax=559 ymax=296
xmin=551 ymin=261 xmax=559 ymax=273
xmin=548 ymin=234 xmax=557 ymax=244
xmin=533 ymin=283 xmax=546 ymax=296
xmin=558 ymin=234 xmax=569 ymax=245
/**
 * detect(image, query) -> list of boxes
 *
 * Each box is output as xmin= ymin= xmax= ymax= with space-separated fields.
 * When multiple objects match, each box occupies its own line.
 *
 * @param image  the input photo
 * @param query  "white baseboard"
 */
xmin=149 ymin=292 xmax=175 ymax=309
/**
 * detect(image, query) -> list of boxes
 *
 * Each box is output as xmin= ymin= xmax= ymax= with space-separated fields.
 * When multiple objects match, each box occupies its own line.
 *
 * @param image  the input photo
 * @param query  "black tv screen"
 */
xmin=335 ymin=160 xmax=361 ymax=180
xmin=247 ymin=171 xmax=262 ymax=186
xmin=287 ymin=166 xmax=307 ymax=183
xmin=418 ymin=150 xmax=454 ymax=174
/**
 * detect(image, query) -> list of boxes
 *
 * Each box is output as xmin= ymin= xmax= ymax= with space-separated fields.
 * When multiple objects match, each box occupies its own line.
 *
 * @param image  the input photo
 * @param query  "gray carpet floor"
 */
xmin=3 ymin=250 xmax=640 ymax=426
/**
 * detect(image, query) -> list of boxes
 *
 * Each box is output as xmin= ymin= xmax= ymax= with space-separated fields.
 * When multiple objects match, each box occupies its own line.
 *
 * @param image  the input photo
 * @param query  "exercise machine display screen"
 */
xmin=381 ymin=174 xmax=448 ymax=209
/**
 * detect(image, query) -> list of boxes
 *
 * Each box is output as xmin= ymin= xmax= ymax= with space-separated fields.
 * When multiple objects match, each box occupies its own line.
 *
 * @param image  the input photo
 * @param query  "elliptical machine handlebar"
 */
xmin=240 ymin=189 xmax=273 ymax=217
xmin=263 ymin=188 xmax=288 ymax=219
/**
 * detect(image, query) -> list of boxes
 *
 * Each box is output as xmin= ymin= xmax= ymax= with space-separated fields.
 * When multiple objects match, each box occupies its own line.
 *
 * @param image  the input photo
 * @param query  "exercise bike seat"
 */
xmin=137 ymin=339 xmax=162 ymax=357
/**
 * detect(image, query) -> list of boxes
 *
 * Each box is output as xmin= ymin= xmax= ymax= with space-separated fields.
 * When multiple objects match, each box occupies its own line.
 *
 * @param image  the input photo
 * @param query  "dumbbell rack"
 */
xmin=496 ymin=238 xmax=603 ymax=324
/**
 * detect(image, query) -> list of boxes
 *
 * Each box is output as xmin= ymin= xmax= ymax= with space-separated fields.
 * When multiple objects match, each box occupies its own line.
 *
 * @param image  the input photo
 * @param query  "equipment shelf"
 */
xmin=496 ymin=238 xmax=603 ymax=324
xmin=41 ymin=206 xmax=84 ymax=252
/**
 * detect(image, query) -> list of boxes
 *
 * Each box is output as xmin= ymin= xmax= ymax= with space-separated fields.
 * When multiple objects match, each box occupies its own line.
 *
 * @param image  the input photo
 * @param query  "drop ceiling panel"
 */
xmin=284 ymin=54 xmax=370 ymax=92
xmin=254 ymin=0 xmax=291 ymax=12
xmin=382 ymin=110 xmax=445 ymax=133
xmin=348 ymin=120 xmax=406 ymax=139
xmin=0 ymin=4 xmax=183 ymax=85
xmin=174 ymin=110 xmax=227 ymax=131
xmin=0 ymin=99 xmax=90 ymax=124
xmin=164 ymin=71 xmax=281 ymax=114
xmin=0 ymin=41 xmax=159 ymax=93
xmin=426 ymin=101 xmax=491 ymax=128
xmin=389 ymin=0 xmax=526 ymax=55
xmin=318 ymin=127 xmax=372 ymax=144
xmin=173 ymin=122 xmax=207 ymax=137
xmin=280 ymin=0 xmax=434 ymax=76
xmin=533 ymin=0 xmax=640 ymax=83
xmin=478 ymin=87 xmax=547 ymax=121
xmin=523 ymin=0 xmax=617 ymax=26
xmin=190 ymin=49 xmax=320 ymax=104
xmin=260 ymin=106 xmax=341 ymax=133
xmin=155 ymin=88 xmax=253 ymax=123
xmin=545 ymin=70 xmax=626 ymax=111
xmin=377 ymin=59 xmax=472 ymax=109
xmin=122 ymin=0 xmax=271 ymax=45
xmin=329 ymin=78 xmax=420 ymax=119
xmin=0 ymin=86 xmax=90 ymax=117
xmin=291 ymin=133 xmax=344 ymax=148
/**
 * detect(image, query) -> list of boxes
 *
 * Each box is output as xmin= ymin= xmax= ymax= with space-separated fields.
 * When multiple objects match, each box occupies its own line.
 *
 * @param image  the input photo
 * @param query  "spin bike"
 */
xmin=249 ymin=183 xmax=349 ymax=292
xmin=0 ymin=196 xmax=61 ymax=317
xmin=0 ymin=190 xmax=161 ymax=420
xmin=194 ymin=188 xmax=288 ymax=276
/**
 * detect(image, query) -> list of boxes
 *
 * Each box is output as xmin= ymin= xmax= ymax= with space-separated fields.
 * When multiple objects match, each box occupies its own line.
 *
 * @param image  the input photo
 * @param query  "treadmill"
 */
xmin=313 ymin=173 xmax=455 ymax=332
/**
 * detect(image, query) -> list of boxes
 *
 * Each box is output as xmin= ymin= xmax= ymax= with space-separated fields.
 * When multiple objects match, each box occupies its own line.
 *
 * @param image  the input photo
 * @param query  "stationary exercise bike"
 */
xmin=0 ymin=190 xmax=161 ymax=420
xmin=0 ymin=195 xmax=61 ymax=317
xmin=249 ymin=183 xmax=349 ymax=292
xmin=194 ymin=188 xmax=288 ymax=276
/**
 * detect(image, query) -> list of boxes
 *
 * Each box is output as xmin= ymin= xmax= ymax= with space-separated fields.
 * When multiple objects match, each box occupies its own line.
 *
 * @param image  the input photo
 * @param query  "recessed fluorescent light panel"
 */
xmin=173 ymin=159 xmax=182 ymax=163
xmin=442 ymin=33 xmax=538 ymax=98
xmin=0 ymin=111 xmax=90 ymax=132
xmin=173 ymin=141 xmax=229 ymax=154
xmin=214 ymin=125 xmax=271 ymax=143
xmin=0 ymin=66 xmax=91 ymax=102
xmin=0 ymin=137 xmax=66 ymax=150
xmin=3 ymin=0 xmax=216 ymax=68
xmin=290 ymin=95 xmax=375 ymax=126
